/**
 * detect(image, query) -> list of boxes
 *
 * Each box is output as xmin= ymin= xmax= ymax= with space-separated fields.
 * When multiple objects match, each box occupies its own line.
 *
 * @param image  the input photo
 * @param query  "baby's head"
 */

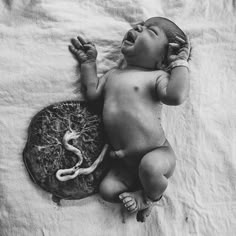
xmin=121 ymin=17 xmax=186 ymax=70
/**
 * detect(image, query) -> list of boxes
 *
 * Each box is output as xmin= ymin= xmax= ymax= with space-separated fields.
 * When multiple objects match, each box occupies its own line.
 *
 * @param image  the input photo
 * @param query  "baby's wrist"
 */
xmin=81 ymin=60 xmax=96 ymax=67
xmin=82 ymin=59 xmax=96 ymax=65
xmin=167 ymin=59 xmax=189 ymax=71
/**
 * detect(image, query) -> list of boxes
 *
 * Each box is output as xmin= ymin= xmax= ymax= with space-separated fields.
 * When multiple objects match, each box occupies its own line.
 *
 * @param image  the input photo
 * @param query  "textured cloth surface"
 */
xmin=0 ymin=0 xmax=236 ymax=235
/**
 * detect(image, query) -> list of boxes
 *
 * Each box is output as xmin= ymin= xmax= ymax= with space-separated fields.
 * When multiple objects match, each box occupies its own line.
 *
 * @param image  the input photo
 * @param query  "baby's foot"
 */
xmin=136 ymin=206 xmax=153 ymax=222
xmin=136 ymin=195 xmax=162 ymax=222
xmin=119 ymin=190 xmax=152 ymax=214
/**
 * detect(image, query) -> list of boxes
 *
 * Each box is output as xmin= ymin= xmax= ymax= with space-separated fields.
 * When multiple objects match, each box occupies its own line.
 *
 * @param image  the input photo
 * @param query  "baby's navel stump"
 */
xmin=23 ymin=101 xmax=110 ymax=203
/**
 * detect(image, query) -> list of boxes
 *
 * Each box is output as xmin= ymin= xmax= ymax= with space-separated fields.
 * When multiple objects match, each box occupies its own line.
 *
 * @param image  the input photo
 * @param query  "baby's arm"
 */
xmin=156 ymin=36 xmax=190 ymax=105
xmin=69 ymin=36 xmax=106 ymax=101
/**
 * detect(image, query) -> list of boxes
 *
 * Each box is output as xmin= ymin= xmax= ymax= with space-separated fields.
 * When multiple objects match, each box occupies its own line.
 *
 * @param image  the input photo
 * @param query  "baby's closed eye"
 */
xmin=148 ymin=27 xmax=158 ymax=35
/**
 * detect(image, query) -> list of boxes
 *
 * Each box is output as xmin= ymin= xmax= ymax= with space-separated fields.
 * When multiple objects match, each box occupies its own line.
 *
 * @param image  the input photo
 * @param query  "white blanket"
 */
xmin=0 ymin=0 xmax=236 ymax=235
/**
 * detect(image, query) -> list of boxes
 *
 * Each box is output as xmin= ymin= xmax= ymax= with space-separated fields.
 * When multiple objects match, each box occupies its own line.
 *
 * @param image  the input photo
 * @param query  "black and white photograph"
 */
xmin=0 ymin=0 xmax=235 ymax=235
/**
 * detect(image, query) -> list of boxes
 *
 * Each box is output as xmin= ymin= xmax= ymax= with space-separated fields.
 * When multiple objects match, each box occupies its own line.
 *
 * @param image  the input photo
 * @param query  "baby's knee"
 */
xmin=139 ymin=148 xmax=176 ymax=180
xmin=139 ymin=155 xmax=164 ymax=180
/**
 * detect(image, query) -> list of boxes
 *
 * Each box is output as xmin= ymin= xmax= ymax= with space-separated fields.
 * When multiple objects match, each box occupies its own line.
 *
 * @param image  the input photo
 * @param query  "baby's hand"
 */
xmin=167 ymin=35 xmax=190 ymax=63
xmin=69 ymin=36 xmax=97 ymax=64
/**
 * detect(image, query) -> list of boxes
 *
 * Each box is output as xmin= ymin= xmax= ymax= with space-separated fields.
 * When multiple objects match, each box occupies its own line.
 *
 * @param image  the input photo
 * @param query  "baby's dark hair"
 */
xmin=145 ymin=17 xmax=186 ymax=43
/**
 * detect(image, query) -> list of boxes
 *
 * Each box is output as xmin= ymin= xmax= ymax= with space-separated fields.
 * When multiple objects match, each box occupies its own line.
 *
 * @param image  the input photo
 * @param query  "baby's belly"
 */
xmin=103 ymin=102 xmax=165 ymax=160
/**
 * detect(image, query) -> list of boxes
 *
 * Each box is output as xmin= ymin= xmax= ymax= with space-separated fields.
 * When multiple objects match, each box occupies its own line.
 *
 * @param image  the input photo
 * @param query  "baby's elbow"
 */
xmin=165 ymin=94 xmax=187 ymax=106
xmin=172 ymin=94 xmax=187 ymax=105
xmin=164 ymin=85 xmax=189 ymax=105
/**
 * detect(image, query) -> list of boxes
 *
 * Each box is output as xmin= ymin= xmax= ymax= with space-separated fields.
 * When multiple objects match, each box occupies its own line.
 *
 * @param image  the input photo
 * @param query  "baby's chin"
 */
xmin=121 ymin=40 xmax=135 ymax=55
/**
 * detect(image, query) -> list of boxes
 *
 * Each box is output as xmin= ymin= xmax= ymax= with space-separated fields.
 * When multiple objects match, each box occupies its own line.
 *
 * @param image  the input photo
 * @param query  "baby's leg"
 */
xmin=119 ymin=140 xmax=176 ymax=221
xmin=139 ymin=140 xmax=176 ymax=200
xmin=99 ymin=161 xmax=137 ymax=203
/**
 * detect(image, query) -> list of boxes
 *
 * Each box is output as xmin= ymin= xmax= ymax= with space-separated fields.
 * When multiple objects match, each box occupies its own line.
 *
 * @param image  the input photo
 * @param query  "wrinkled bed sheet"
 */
xmin=0 ymin=0 xmax=236 ymax=235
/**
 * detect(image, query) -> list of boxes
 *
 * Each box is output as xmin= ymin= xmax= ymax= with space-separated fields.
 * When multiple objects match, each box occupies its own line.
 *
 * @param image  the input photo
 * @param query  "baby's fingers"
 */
xmin=184 ymin=35 xmax=191 ymax=54
xmin=71 ymin=38 xmax=84 ymax=50
xmin=168 ymin=54 xmax=178 ymax=62
xmin=175 ymin=35 xmax=191 ymax=50
xmin=68 ymin=45 xmax=77 ymax=55
xmin=167 ymin=43 xmax=180 ymax=59
xmin=68 ymin=45 xmax=79 ymax=61
xmin=169 ymin=43 xmax=180 ymax=49
xmin=83 ymin=42 xmax=96 ymax=50
xmin=68 ymin=45 xmax=86 ymax=62
xmin=68 ymin=45 xmax=80 ymax=58
xmin=175 ymin=35 xmax=186 ymax=44
xmin=77 ymin=35 xmax=87 ymax=45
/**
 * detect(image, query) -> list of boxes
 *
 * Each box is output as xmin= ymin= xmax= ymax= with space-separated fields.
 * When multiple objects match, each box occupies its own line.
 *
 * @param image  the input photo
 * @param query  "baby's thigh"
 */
xmin=99 ymin=161 xmax=138 ymax=198
xmin=139 ymin=140 xmax=176 ymax=179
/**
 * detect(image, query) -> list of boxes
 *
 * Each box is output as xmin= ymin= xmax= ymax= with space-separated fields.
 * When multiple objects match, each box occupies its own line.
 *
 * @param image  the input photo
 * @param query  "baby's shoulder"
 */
xmin=103 ymin=67 xmax=118 ymax=79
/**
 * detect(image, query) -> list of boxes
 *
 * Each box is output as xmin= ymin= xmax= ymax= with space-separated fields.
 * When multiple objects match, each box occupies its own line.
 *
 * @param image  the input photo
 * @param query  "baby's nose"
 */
xmin=133 ymin=24 xmax=143 ymax=32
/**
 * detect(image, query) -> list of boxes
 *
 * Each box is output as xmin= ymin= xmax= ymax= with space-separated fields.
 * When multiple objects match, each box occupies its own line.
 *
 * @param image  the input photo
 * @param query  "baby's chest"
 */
xmin=105 ymin=71 xmax=157 ymax=95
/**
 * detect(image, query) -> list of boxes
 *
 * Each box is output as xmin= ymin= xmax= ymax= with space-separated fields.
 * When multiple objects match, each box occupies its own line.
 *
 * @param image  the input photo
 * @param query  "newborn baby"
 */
xmin=69 ymin=17 xmax=190 ymax=222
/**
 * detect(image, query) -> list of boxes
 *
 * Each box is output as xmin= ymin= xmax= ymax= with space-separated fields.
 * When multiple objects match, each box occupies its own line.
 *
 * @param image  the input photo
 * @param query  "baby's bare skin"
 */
xmin=69 ymin=17 xmax=190 ymax=222
xmin=103 ymin=68 xmax=166 ymax=163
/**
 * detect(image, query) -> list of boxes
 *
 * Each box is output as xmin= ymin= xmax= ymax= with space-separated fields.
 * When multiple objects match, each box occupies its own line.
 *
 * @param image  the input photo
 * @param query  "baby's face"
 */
xmin=121 ymin=20 xmax=168 ymax=69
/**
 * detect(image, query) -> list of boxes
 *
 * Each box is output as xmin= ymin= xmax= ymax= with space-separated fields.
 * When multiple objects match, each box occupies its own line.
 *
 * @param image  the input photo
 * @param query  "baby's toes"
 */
xmin=122 ymin=196 xmax=133 ymax=204
xmin=119 ymin=192 xmax=130 ymax=201
xmin=125 ymin=200 xmax=137 ymax=213
xmin=119 ymin=193 xmax=138 ymax=213
xmin=127 ymin=203 xmax=137 ymax=213
xmin=119 ymin=194 xmax=133 ymax=205
xmin=124 ymin=199 xmax=135 ymax=208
